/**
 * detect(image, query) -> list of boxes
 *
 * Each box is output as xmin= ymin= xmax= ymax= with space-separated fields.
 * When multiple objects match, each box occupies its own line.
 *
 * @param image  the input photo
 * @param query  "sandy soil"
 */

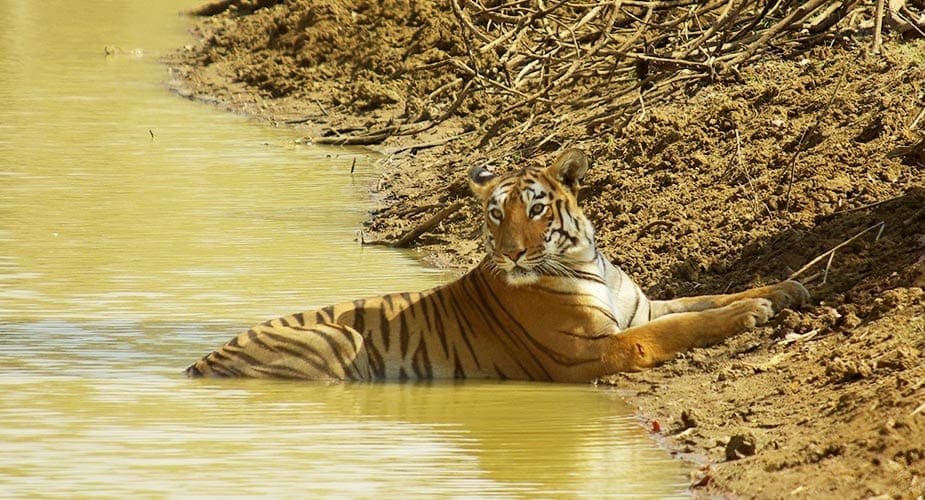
xmin=165 ymin=1 xmax=924 ymax=497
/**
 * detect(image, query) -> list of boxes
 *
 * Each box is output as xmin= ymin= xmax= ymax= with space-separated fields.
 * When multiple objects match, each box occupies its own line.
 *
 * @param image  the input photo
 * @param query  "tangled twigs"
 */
xmin=431 ymin=0 xmax=922 ymax=145
xmin=320 ymin=1 xmax=922 ymax=148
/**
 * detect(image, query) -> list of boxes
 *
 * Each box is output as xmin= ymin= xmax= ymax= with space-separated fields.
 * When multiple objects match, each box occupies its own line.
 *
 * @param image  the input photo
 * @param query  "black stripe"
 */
xmin=530 ymin=283 xmax=598 ymax=298
xmin=554 ymin=329 xmax=614 ymax=340
xmin=448 ymin=281 xmax=484 ymax=370
xmin=260 ymin=331 xmax=340 ymax=379
xmin=625 ymin=290 xmax=641 ymax=330
xmin=473 ymin=271 xmax=550 ymax=380
xmin=588 ymin=304 xmax=620 ymax=324
xmin=379 ymin=307 xmax=390 ymax=351
xmin=222 ymin=344 xmax=266 ymax=368
xmin=313 ymin=327 xmax=356 ymax=380
xmin=252 ymin=363 xmax=318 ymax=379
xmin=314 ymin=305 xmax=333 ymax=324
xmin=246 ymin=328 xmax=277 ymax=353
xmin=366 ymin=337 xmax=385 ymax=380
xmin=353 ymin=299 xmax=366 ymax=337
xmin=428 ymin=293 xmax=451 ymax=359
xmin=208 ymin=350 xmax=247 ymax=377
xmin=411 ymin=338 xmax=432 ymax=379
xmin=227 ymin=334 xmax=242 ymax=348
xmin=399 ymin=292 xmax=414 ymax=315
xmin=292 ymin=312 xmax=305 ymax=326
xmin=398 ymin=308 xmax=410 ymax=359
xmin=453 ymin=352 xmax=466 ymax=379
xmin=207 ymin=362 xmax=236 ymax=377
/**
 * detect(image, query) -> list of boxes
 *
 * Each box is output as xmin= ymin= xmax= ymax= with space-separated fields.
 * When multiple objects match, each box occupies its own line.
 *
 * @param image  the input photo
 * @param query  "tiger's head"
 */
xmin=468 ymin=148 xmax=596 ymax=286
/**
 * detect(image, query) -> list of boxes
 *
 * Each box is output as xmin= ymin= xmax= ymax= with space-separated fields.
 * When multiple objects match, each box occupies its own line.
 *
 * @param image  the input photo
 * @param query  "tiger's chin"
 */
xmin=502 ymin=267 xmax=540 ymax=286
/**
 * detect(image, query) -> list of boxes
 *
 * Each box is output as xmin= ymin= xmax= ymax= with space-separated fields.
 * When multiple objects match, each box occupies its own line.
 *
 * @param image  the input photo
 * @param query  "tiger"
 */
xmin=186 ymin=148 xmax=809 ymax=383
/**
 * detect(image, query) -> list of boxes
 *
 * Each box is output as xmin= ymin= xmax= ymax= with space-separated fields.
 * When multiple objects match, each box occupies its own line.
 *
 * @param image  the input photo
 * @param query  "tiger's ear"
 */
xmin=548 ymin=148 xmax=589 ymax=194
xmin=467 ymin=165 xmax=496 ymax=200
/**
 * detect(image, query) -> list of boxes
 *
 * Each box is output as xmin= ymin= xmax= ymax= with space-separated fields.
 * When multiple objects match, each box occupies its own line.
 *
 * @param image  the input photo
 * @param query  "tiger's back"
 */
xmin=187 ymin=262 xmax=625 ymax=381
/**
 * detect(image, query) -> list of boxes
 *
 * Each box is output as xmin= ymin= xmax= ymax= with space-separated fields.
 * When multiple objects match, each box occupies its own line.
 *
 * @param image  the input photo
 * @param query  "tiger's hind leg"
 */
xmin=649 ymin=280 xmax=809 ymax=320
xmin=186 ymin=321 xmax=372 ymax=381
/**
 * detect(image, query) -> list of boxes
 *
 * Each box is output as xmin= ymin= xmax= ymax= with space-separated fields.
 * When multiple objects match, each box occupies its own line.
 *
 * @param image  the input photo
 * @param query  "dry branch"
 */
xmin=392 ymin=202 xmax=465 ymax=248
xmin=788 ymin=222 xmax=886 ymax=282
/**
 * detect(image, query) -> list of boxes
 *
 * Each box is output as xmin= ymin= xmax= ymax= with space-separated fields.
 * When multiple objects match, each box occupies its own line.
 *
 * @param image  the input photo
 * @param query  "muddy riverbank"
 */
xmin=165 ymin=1 xmax=924 ymax=497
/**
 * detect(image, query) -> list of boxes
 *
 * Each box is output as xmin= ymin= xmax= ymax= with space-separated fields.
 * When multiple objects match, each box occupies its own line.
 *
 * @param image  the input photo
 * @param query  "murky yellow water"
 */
xmin=0 ymin=1 xmax=689 ymax=497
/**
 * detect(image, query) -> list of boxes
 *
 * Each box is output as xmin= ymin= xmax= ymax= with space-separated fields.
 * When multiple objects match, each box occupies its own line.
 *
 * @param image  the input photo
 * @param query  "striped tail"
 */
xmin=185 ymin=320 xmax=372 ymax=380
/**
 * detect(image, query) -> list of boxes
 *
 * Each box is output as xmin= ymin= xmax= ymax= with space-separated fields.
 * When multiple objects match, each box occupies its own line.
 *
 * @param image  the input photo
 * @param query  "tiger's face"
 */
xmin=468 ymin=149 xmax=595 ymax=286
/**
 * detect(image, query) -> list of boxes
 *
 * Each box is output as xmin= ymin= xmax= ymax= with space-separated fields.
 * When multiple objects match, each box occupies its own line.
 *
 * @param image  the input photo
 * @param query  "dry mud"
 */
xmin=166 ymin=1 xmax=925 ymax=497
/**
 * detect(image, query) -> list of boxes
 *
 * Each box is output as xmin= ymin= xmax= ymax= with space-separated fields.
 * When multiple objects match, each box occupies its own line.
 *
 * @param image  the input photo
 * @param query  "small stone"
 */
xmin=681 ymin=409 xmax=700 ymax=429
xmin=725 ymin=433 xmax=757 ymax=461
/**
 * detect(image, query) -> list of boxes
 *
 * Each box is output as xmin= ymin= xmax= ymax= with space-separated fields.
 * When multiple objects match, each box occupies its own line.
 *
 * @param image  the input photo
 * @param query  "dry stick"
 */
xmin=912 ymin=402 xmax=925 ymax=417
xmin=478 ymin=5 xmax=532 ymax=54
xmin=677 ymin=0 xmax=739 ymax=58
xmin=818 ymin=194 xmax=904 ymax=219
xmin=450 ymin=59 xmax=547 ymax=103
xmin=392 ymin=202 xmax=464 ymax=248
xmin=397 ymin=79 xmax=476 ymax=139
xmin=727 ymin=0 xmax=829 ymax=67
xmin=463 ymin=0 xmax=523 ymax=24
xmin=622 ymin=0 xmax=703 ymax=7
xmin=586 ymin=71 xmax=702 ymax=128
xmin=806 ymin=1 xmax=858 ymax=34
xmin=697 ymin=1 xmax=758 ymax=66
xmin=387 ymin=131 xmax=475 ymax=156
xmin=822 ymin=248 xmax=837 ymax=284
xmin=784 ymin=61 xmax=851 ymax=210
xmin=909 ymin=106 xmax=925 ymax=129
xmin=873 ymin=0 xmax=885 ymax=54
xmin=451 ymin=0 xmax=494 ymax=44
xmin=604 ymin=5 xmax=655 ymax=56
xmin=314 ymin=99 xmax=328 ymax=116
xmin=727 ymin=0 xmax=776 ymax=44
xmin=312 ymin=126 xmax=398 ymax=146
xmin=788 ymin=221 xmax=886 ymax=281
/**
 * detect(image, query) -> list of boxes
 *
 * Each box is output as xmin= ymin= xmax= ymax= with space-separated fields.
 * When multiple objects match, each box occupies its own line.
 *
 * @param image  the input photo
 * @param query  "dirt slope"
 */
xmin=165 ymin=1 xmax=925 ymax=497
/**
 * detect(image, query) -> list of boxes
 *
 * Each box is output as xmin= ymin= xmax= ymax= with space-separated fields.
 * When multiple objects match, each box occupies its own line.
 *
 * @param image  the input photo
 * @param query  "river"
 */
xmin=0 ymin=1 xmax=689 ymax=497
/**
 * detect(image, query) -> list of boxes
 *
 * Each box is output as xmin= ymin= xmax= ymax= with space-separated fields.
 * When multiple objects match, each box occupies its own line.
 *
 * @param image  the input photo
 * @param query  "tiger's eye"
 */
xmin=489 ymin=208 xmax=503 ymax=221
xmin=529 ymin=204 xmax=547 ymax=218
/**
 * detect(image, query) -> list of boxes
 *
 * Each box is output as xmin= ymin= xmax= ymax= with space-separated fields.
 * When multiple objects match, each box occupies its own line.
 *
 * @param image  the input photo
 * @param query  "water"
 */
xmin=0 ymin=1 xmax=690 ymax=497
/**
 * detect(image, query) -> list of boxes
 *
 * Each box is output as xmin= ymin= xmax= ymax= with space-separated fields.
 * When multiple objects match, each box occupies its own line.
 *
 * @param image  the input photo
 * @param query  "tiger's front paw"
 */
xmin=727 ymin=298 xmax=774 ymax=330
xmin=764 ymin=280 xmax=810 ymax=313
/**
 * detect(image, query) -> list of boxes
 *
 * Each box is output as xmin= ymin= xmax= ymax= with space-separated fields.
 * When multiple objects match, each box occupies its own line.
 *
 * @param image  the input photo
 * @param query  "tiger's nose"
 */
xmin=503 ymin=248 xmax=527 ymax=262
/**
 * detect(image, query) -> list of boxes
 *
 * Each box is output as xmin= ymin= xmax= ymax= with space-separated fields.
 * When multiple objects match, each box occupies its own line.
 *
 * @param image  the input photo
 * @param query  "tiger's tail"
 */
xmin=184 ymin=321 xmax=372 ymax=380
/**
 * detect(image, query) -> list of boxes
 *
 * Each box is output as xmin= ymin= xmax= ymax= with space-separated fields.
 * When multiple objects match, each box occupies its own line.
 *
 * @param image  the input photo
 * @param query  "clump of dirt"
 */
xmin=165 ymin=1 xmax=925 ymax=498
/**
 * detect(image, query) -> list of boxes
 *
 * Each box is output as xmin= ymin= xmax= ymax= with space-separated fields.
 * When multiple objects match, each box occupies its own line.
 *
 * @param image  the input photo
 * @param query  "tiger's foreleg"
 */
xmin=600 ymin=297 xmax=777 ymax=375
xmin=185 ymin=321 xmax=372 ymax=381
xmin=648 ymin=280 xmax=809 ymax=319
